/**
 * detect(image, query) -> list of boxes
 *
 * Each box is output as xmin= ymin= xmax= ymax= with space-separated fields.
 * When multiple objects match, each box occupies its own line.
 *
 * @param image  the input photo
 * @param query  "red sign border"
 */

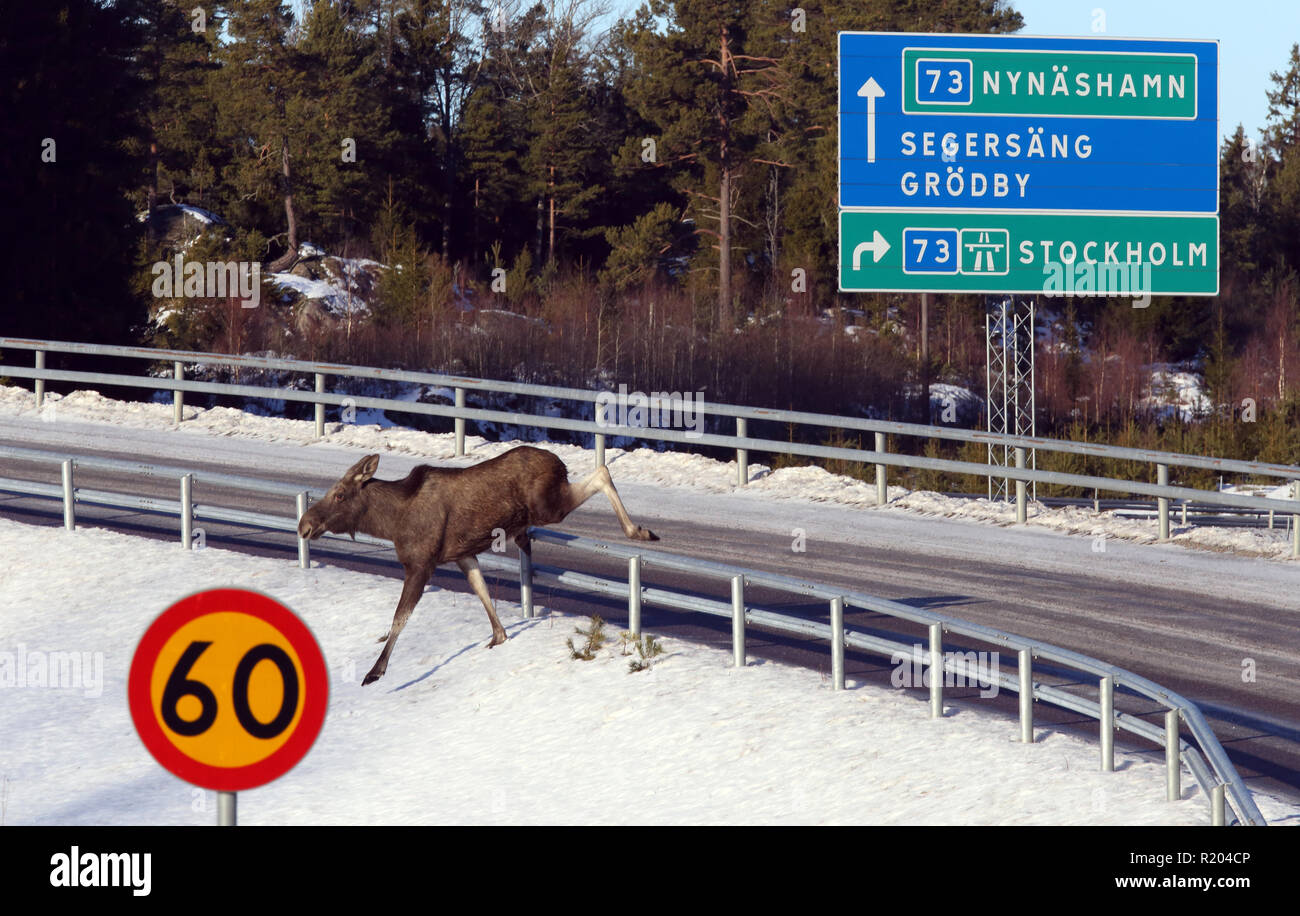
xmin=128 ymin=588 xmax=329 ymax=792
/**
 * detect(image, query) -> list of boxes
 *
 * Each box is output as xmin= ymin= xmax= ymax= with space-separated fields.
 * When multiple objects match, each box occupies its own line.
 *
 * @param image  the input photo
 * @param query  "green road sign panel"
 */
xmin=840 ymin=211 xmax=1218 ymax=296
xmin=902 ymin=48 xmax=1197 ymax=119
xmin=838 ymin=33 xmax=1218 ymax=294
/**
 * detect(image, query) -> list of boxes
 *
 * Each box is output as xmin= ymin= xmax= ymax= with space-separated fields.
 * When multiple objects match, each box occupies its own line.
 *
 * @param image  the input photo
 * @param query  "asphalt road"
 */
xmin=2 ymin=422 xmax=1298 ymax=814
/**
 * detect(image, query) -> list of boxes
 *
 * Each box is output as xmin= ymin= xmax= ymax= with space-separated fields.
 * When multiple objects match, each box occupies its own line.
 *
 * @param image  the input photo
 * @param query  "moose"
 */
xmin=298 ymin=445 xmax=658 ymax=685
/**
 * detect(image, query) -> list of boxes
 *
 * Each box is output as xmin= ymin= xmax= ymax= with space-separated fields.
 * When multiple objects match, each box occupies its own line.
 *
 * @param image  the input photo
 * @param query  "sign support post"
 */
xmin=218 ymin=791 xmax=237 ymax=826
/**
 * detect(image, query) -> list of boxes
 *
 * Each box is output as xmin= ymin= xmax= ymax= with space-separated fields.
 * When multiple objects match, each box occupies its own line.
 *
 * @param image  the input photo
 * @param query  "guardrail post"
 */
xmin=874 ymin=432 xmax=887 ymax=505
xmin=314 ymin=373 xmax=325 ymax=438
xmin=181 ymin=474 xmax=193 ymax=548
xmin=454 ymin=388 xmax=466 ymax=457
xmin=731 ymin=575 xmax=745 ymax=667
xmin=1014 ymin=447 xmax=1027 ymax=524
xmin=736 ymin=417 xmax=748 ymax=486
xmin=1157 ymin=463 xmax=1170 ymax=540
xmin=296 ymin=492 xmax=310 ymax=569
xmin=518 ymin=532 xmax=533 ymax=619
xmin=830 ymin=597 xmax=844 ymax=690
xmin=928 ymin=623 xmax=943 ymax=718
xmin=173 ymin=361 xmax=184 ymax=424
xmin=1019 ymin=649 xmax=1033 ymax=743
xmin=1165 ymin=709 xmax=1181 ymax=801
xmin=1211 ymin=785 xmax=1226 ymax=826
xmin=594 ymin=400 xmax=606 ymax=469
xmin=1099 ymin=676 xmax=1114 ymax=772
xmin=34 ymin=350 xmax=45 ymax=408
xmin=61 ymin=458 xmax=75 ymax=531
xmin=628 ymin=555 xmax=642 ymax=636
xmin=1180 ymin=500 xmax=1188 ymax=526
xmin=1292 ymin=480 xmax=1299 ymax=559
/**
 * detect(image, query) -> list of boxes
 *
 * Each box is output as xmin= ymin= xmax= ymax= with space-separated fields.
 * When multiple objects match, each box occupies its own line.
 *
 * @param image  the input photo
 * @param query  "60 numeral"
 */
xmin=162 ymin=640 xmax=299 ymax=740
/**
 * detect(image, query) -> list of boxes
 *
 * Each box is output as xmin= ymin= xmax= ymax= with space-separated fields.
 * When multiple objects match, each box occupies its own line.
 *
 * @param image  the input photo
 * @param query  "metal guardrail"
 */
xmin=0 ymin=444 xmax=1266 ymax=825
xmin=3 ymin=337 xmax=1300 ymax=555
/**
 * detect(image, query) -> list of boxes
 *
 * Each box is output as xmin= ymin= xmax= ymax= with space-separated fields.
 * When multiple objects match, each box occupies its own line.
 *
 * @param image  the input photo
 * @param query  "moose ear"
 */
xmin=348 ymin=454 xmax=380 ymax=484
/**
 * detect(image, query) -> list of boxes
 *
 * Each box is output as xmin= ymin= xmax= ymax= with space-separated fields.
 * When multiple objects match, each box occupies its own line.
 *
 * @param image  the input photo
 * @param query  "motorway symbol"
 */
xmin=960 ymin=229 xmax=1009 ymax=275
xmin=128 ymin=588 xmax=328 ymax=792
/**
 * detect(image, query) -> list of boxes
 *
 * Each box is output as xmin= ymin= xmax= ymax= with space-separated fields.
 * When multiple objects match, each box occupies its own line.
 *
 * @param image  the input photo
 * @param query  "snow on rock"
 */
xmin=1143 ymin=363 xmax=1211 ymax=422
xmin=268 ymin=255 xmax=384 ymax=318
xmin=136 ymin=203 xmax=225 ymax=226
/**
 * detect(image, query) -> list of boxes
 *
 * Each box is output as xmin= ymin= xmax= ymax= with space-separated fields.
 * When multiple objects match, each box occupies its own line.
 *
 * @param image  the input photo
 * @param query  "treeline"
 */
xmin=3 ymin=2 xmax=1300 ymax=462
xmin=2 ymin=1 xmax=1018 ymax=344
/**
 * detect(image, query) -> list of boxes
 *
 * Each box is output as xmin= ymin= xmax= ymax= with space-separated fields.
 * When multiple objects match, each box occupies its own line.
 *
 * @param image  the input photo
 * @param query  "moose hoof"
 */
xmin=362 ymin=668 xmax=384 ymax=686
xmin=633 ymin=526 xmax=659 ymax=541
xmin=488 ymin=633 xmax=507 ymax=649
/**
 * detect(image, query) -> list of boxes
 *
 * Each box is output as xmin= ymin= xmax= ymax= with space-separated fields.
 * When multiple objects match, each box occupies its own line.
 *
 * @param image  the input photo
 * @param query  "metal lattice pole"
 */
xmin=986 ymin=297 xmax=1036 ymax=503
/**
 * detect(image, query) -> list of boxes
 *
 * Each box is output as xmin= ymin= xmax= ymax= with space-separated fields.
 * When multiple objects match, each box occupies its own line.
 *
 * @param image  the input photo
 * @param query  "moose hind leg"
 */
xmin=457 ymin=555 xmax=508 ymax=647
xmin=566 ymin=466 xmax=658 ymax=541
xmin=364 ymin=564 xmax=432 ymax=685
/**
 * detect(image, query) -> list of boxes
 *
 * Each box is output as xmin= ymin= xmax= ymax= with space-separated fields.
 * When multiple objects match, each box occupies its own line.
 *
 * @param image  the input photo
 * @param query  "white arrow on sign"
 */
xmin=851 ymin=230 xmax=890 ymax=270
xmin=857 ymin=77 xmax=885 ymax=164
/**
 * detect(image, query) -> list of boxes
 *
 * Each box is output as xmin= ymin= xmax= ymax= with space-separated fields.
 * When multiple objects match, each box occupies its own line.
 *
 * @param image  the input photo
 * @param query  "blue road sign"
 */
xmin=839 ymin=32 xmax=1219 ymax=214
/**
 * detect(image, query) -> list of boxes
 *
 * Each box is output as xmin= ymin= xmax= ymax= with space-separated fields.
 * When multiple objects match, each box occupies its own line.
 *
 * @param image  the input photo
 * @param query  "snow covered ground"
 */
xmin=6 ymin=518 xmax=1297 ymax=826
xmin=3 ymin=383 xmax=1300 ymax=824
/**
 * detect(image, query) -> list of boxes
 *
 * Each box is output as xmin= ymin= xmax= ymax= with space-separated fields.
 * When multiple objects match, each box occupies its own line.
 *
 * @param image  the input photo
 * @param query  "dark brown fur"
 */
xmin=298 ymin=445 xmax=657 ymax=684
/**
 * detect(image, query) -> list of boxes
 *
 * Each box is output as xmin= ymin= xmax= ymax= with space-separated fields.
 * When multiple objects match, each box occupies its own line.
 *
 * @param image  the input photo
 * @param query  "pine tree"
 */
xmin=372 ymin=185 xmax=430 ymax=333
xmin=1219 ymin=124 xmax=1269 ymax=282
xmin=499 ymin=0 xmax=610 ymax=268
xmin=130 ymin=0 xmax=221 ymax=223
xmin=459 ymin=8 xmax=532 ymax=269
xmin=393 ymin=0 xmax=487 ymax=257
xmin=623 ymin=0 xmax=780 ymax=327
xmin=213 ymin=1 xmax=308 ymax=271
xmin=1264 ymin=44 xmax=1300 ymax=275
xmin=295 ymin=0 xmax=388 ymax=249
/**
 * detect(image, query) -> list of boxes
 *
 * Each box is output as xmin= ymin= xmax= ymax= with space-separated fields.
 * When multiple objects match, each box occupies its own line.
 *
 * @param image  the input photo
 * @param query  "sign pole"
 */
xmin=920 ymin=291 xmax=930 ymax=423
xmin=218 ymin=791 xmax=237 ymax=826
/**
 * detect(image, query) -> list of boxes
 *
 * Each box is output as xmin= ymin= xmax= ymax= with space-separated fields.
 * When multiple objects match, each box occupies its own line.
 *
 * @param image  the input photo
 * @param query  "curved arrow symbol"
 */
xmin=851 ymin=230 xmax=891 ymax=270
xmin=857 ymin=77 xmax=885 ymax=164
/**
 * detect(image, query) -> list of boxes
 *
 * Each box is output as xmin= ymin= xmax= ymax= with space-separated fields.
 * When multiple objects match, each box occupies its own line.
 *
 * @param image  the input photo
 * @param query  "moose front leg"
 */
xmin=456 ymin=555 xmax=508 ymax=647
xmin=363 ymin=563 xmax=433 ymax=685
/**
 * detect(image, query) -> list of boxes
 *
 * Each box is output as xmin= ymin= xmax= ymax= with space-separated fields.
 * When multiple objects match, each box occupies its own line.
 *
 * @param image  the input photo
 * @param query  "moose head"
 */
xmin=298 ymin=453 xmax=380 ymax=541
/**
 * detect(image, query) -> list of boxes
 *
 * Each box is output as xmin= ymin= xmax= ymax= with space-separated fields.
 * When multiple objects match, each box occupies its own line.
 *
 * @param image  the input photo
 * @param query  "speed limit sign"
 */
xmin=128 ymin=588 xmax=328 ymax=793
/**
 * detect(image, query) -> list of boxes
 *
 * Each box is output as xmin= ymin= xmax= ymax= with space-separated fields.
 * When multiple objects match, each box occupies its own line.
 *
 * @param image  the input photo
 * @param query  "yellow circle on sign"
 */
xmin=148 ymin=611 xmax=307 ymax=769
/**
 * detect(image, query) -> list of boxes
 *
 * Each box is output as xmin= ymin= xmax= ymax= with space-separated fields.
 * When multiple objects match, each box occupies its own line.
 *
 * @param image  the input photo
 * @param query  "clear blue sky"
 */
xmin=1010 ymin=0 xmax=1298 ymax=144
